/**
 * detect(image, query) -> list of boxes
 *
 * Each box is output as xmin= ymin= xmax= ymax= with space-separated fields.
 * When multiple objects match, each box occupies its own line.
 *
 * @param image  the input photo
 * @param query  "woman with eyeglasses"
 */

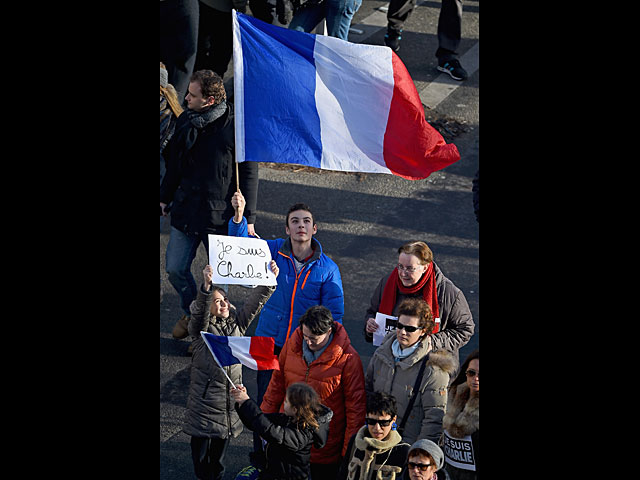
xmin=337 ymin=392 xmax=410 ymax=480
xmin=363 ymin=241 xmax=474 ymax=371
xmin=365 ymin=297 xmax=456 ymax=446
xmin=441 ymin=350 xmax=478 ymax=480
xmin=403 ymin=439 xmax=448 ymax=480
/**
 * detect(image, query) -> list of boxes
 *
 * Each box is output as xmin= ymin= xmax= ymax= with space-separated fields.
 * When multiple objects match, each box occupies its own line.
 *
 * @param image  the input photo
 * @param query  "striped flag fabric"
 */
xmin=201 ymin=332 xmax=280 ymax=371
xmin=232 ymin=10 xmax=460 ymax=180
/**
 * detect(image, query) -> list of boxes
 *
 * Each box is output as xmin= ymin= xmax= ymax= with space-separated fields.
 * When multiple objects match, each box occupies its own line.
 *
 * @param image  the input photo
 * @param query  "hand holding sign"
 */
xmin=208 ymin=234 xmax=278 ymax=286
xmin=373 ymin=312 xmax=398 ymax=346
xmin=203 ymin=264 xmax=214 ymax=291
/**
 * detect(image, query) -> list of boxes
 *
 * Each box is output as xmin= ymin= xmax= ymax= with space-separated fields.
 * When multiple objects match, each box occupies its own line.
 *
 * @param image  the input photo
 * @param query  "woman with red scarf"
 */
xmin=363 ymin=241 xmax=474 ymax=369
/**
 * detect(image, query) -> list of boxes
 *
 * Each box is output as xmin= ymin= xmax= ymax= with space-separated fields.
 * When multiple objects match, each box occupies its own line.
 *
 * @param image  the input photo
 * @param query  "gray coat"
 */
xmin=183 ymin=283 xmax=276 ymax=438
xmin=364 ymin=262 xmax=474 ymax=369
xmin=365 ymin=334 xmax=457 ymax=445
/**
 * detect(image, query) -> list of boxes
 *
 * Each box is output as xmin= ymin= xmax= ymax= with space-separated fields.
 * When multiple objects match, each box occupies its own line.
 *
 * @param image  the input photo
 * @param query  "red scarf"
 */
xmin=378 ymin=263 xmax=440 ymax=333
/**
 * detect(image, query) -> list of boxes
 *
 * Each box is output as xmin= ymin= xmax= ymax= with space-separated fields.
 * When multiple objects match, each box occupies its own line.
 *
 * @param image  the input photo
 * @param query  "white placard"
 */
xmin=208 ymin=234 xmax=277 ymax=286
xmin=443 ymin=431 xmax=476 ymax=471
xmin=373 ymin=312 xmax=398 ymax=346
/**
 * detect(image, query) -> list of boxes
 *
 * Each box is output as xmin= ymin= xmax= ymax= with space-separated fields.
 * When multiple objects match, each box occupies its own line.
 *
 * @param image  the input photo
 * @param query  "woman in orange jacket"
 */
xmin=260 ymin=305 xmax=367 ymax=480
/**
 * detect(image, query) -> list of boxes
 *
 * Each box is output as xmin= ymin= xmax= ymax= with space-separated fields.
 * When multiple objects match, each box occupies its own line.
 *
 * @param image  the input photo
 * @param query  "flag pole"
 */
xmin=217 ymin=361 xmax=237 ymax=390
xmin=232 ymin=9 xmax=240 ymax=193
xmin=201 ymin=332 xmax=237 ymax=389
xmin=235 ymin=160 xmax=240 ymax=192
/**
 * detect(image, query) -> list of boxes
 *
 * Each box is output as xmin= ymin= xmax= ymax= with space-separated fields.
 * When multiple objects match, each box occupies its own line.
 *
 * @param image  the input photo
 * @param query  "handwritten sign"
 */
xmin=373 ymin=312 xmax=398 ymax=346
xmin=208 ymin=234 xmax=277 ymax=286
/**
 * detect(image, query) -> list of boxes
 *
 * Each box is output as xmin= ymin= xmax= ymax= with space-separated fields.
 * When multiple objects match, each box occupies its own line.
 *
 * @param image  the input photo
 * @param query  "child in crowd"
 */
xmin=338 ymin=391 xmax=410 ymax=480
xmin=231 ymin=382 xmax=333 ymax=480
xmin=184 ymin=263 xmax=278 ymax=480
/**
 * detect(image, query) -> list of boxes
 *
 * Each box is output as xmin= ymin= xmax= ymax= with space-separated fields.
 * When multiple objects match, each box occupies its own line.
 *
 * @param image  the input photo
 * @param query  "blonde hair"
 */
xmin=160 ymin=84 xmax=183 ymax=118
xmin=160 ymin=62 xmax=183 ymax=118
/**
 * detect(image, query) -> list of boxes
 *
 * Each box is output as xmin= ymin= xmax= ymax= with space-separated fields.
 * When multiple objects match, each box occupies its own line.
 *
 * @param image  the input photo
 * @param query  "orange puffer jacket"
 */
xmin=261 ymin=322 xmax=367 ymax=465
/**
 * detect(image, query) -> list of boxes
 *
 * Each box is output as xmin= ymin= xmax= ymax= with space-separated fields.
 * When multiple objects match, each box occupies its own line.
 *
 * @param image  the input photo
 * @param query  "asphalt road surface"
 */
xmin=160 ymin=1 xmax=479 ymax=478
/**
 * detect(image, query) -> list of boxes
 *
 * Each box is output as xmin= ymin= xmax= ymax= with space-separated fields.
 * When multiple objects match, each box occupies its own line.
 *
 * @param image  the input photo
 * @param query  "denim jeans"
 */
xmin=165 ymin=226 xmax=209 ymax=316
xmin=289 ymin=0 xmax=362 ymax=41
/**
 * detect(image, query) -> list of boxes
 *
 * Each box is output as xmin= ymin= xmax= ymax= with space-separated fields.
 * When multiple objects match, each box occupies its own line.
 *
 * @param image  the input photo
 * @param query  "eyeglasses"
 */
xmin=365 ymin=417 xmax=393 ymax=427
xmin=465 ymin=369 xmax=479 ymax=378
xmin=396 ymin=322 xmax=422 ymax=333
xmin=408 ymin=461 xmax=432 ymax=471
xmin=397 ymin=264 xmax=421 ymax=274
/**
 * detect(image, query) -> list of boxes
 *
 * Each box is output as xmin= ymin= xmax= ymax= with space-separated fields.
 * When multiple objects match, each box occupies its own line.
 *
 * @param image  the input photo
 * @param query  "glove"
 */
xmin=276 ymin=0 xmax=294 ymax=25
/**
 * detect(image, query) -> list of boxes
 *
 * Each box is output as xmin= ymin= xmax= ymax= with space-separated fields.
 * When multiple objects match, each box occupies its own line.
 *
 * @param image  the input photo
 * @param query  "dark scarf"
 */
xmin=379 ymin=263 xmax=440 ymax=333
xmin=174 ymin=100 xmax=228 ymax=160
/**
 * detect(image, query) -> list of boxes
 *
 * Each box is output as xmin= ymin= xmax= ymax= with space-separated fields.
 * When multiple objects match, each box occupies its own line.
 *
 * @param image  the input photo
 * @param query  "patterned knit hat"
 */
xmin=160 ymin=62 xmax=168 ymax=88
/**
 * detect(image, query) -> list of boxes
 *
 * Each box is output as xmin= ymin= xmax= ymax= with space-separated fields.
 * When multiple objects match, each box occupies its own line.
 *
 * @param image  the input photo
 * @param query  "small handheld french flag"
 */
xmin=201 ymin=332 xmax=280 ymax=371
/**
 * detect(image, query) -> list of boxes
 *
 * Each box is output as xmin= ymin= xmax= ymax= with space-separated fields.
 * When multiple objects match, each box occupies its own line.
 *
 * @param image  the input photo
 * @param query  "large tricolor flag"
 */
xmin=201 ymin=332 xmax=280 ymax=371
xmin=232 ymin=11 xmax=460 ymax=180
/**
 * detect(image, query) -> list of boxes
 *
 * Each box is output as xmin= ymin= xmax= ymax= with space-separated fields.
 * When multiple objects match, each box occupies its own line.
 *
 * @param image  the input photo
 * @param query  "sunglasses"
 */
xmin=465 ymin=369 xmax=479 ymax=378
xmin=408 ymin=461 xmax=432 ymax=471
xmin=365 ymin=417 xmax=393 ymax=427
xmin=396 ymin=322 xmax=422 ymax=333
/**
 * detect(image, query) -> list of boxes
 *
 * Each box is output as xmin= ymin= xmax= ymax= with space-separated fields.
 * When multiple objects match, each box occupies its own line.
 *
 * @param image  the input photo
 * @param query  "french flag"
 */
xmin=232 ymin=11 xmax=460 ymax=180
xmin=201 ymin=332 xmax=280 ymax=371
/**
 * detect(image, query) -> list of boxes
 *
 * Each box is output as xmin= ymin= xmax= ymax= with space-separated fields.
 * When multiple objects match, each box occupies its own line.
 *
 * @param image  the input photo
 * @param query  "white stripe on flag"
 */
xmin=232 ymin=10 xmax=246 ymax=163
xmin=314 ymin=35 xmax=395 ymax=174
xmin=227 ymin=336 xmax=258 ymax=370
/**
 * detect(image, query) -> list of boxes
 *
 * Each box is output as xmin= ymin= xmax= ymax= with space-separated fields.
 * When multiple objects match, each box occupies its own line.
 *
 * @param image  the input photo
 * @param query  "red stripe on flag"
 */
xmin=249 ymin=336 xmax=280 ymax=371
xmin=383 ymin=53 xmax=461 ymax=180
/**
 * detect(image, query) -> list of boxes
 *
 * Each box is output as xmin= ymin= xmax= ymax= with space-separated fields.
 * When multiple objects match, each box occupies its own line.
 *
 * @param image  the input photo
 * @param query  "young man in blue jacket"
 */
xmin=229 ymin=190 xmax=344 ymax=467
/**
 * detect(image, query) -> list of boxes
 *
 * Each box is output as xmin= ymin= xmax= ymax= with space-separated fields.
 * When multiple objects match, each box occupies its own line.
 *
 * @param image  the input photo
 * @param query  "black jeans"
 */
xmin=190 ymin=436 xmax=230 ymax=480
xmin=194 ymin=3 xmax=233 ymax=78
xmin=159 ymin=0 xmax=200 ymax=99
xmin=387 ymin=0 xmax=462 ymax=59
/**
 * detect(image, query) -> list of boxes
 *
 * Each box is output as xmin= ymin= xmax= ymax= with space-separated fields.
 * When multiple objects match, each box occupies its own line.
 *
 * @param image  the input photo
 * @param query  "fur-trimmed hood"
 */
xmin=443 ymin=382 xmax=479 ymax=438
xmin=365 ymin=344 xmax=457 ymax=445
xmin=426 ymin=349 xmax=458 ymax=376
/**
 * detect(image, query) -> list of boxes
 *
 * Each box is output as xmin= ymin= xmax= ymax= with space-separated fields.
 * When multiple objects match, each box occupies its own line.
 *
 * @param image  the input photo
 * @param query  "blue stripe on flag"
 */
xmin=202 ymin=334 xmax=239 ymax=367
xmin=236 ymin=14 xmax=322 ymax=168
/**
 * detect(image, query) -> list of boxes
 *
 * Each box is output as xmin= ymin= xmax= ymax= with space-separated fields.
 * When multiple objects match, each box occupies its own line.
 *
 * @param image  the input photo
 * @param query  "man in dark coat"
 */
xmin=160 ymin=69 xmax=259 ymax=339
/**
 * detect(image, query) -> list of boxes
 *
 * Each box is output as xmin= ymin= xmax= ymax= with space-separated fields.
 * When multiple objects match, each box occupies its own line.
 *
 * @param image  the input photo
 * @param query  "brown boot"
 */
xmin=172 ymin=314 xmax=190 ymax=339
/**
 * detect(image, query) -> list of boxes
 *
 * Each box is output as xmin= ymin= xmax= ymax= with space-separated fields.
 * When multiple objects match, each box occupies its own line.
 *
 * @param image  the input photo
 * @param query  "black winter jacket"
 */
xmin=236 ymin=398 xmax=333 ymax=480
xmin=160 ymin=103 xmax=259 ymax=236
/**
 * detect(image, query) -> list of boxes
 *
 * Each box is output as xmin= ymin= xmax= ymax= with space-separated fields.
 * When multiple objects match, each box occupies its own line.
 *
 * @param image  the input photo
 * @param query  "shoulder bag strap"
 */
xmin=397 ymin=354 xmax=429 ymax=434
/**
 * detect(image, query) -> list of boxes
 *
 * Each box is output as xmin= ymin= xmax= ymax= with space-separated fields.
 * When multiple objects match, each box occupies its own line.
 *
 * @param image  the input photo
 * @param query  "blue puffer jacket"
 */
xmin=228 ymin=217 xmax=344 ymax=348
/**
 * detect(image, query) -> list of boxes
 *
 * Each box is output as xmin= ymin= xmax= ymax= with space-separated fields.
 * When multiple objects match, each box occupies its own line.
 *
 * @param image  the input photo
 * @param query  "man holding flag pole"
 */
xmin=160 ymin=69 xmax=259 ymax=347
xmin=183 ymin=262 xmax=279 ymax=480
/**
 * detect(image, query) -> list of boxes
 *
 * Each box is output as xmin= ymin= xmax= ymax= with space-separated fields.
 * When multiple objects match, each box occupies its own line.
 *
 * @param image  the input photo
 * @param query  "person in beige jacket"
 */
xmin=365 ymin=297 xmax=457 ymax=445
